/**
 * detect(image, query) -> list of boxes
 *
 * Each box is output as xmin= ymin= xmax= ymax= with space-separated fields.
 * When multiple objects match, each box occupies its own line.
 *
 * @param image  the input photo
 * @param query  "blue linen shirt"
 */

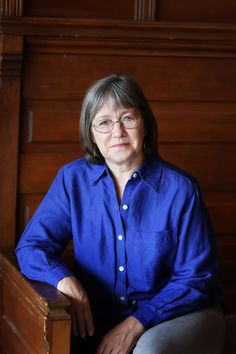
xmin=16 ymin=155 xmax=220 ymax=329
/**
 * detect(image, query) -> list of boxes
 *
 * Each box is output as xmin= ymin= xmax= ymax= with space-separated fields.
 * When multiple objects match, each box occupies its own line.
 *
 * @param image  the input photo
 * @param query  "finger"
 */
xmin=68 ymin=307 xmax=79 ymax=336
xmin=84 ymin=304 xmax=94 ymax=336
xmin=76 ymin=309 xmax=87 ymax=338
xmin=96 ymin=342 xmax=106 ymax=354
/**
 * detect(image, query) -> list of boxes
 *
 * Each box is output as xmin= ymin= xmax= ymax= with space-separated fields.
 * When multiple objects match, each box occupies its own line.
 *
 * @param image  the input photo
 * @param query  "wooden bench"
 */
xmin=0 ymin=249 xmax=235 ymax=354
xmin=0 ymin=250 xmax=71 ymax=354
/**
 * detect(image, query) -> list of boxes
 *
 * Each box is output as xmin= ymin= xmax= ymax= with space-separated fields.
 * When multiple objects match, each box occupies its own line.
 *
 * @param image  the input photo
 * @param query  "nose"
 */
xmin=112 ymin=121 xmax=126 ymax=136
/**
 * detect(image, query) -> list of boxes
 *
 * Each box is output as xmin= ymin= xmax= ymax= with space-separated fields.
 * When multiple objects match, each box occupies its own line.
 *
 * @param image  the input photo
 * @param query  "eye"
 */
xmin=97 ymin=119 xmax=111 ymax=127
xmin=122 ymin=115 xmax=135 ymax=122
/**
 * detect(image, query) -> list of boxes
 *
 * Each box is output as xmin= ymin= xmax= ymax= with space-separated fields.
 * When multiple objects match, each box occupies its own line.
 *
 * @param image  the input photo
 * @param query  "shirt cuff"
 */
xmin=132 ymin=306 xmax=161 ymax=330
xmin=43 ymin=265 xmax=74 ymax=288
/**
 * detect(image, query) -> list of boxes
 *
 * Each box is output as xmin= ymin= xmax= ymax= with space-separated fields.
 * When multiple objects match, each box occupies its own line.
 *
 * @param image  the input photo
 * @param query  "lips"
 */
xmin=110 ymin=143 xmax=129 ymax=149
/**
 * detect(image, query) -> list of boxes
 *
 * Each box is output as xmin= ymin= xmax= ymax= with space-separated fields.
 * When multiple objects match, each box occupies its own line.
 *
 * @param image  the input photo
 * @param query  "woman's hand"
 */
xmin=96 ymin=316 xmax=144 ymax=354
xmin=57 ymin=276 xmax=94 ymax=338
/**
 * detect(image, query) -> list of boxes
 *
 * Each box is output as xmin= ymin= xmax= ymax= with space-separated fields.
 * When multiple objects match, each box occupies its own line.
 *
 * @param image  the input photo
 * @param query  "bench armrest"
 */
xmin=0 ymin=249 xmax=71 ymax=354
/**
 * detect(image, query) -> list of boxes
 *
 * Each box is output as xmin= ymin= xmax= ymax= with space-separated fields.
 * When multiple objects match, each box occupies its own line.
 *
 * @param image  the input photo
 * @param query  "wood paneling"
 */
xmin=217 ymin=236 xmax=236 ymax=261
xmin=15 ymin=24 xmax=236 ymax=314
xmin=0 ymin=2 xmax=236 ymax=353
xmin=205 ymin=193 xmax=236 ymax=235
xmin=1 ymin=0 xmax=236 ymax=332
xmin=18 ymin=153 xmax=80 ymax=194
xmin=23 ymin=0 xmax=135 ymax=20
xmin=159 ymin=144 xmax=236 ymax=192
xmin=135 ymin=0 xmax=157 ymax=21
xmin=0 ymin=34 xmax=23 ymax=248
xmin=17 ymin=194 xmax=44 ymax=238
xmin=22 ymin=0 xmax=236 ymax=23
xmin=22 ymin=54 xmax=236 ymax=102
xmin=155 ymin=102 xmax=236 ymax=144
xmin=21 ymin=100 xmax=81 ymax=146
xmin=21 ymin=101 xmax=236 ymax=147
xmin=2 ymin=19 xmax=236 ymax=54
xmin=18 ymin=145 xmax=236 ymax=193
xmin=157 ymin=0 xmax=236 ymax=22
xmin=0 ymin=0 xmax=23 ymax=17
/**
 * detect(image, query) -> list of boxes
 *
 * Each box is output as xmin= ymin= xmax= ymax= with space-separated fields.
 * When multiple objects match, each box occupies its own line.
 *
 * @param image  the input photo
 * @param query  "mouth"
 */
xmin=110 ymin=143 xmax=129 ymax=149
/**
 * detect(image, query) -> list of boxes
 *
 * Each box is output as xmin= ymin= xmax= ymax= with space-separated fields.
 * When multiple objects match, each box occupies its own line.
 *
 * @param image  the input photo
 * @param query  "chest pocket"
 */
xmin=127 ymin=230 xmax=177 ymax=289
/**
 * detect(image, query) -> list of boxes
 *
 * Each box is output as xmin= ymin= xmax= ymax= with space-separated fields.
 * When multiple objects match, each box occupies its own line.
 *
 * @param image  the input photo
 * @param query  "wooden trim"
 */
xmin=134 ymin=0 xmax=157 ymax=21
xmin=1 ymin=17 xmax=236 ymax=40
xmin=24 ymin=36 xmax=236 ymax=59
xmin=0 ymin=250 xmax=71 ymax=354
xmin=0 ymin=251 xmax=70 ymax=317
xmin=0 ymin=0 xmax=23 ymax=17
xmin=0 ymin=35 xmax=23 ymax=77
xmin=0 ymin=34 xmax=23 ymax=248
xmin=1 ymin=18 xmax=236 ymax=58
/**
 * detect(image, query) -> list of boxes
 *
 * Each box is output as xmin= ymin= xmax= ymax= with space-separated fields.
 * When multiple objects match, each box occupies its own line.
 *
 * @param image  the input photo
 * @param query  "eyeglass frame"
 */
xmin=91 ymin=115 xmax=141 ymax=134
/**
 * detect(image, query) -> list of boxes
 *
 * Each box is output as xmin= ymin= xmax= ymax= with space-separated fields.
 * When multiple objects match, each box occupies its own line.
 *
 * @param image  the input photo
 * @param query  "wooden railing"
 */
xmin=0 ymin=249 xmax=71 ymax=354
xmin=0 ymin=248 xmax=236 ymax=353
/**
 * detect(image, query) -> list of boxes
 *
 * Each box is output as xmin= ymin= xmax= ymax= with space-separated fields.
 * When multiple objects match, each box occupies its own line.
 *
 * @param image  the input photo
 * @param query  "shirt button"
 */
xmin=122 ymin=204 xmax=128 ymax=210
xmin=133 ymin=172 xmax=138 ymax=178
xmin=120 ymin=296 xmax=126 ymax=301
xmin=118 ymin=235 xmax=123 ymax=241
xmin=119 ymin=266 xmax=125 ymax=272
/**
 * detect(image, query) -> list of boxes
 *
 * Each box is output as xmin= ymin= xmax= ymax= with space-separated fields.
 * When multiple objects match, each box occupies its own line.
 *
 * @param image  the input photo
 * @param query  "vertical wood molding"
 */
xmin=0 ymin=0 xmax=23 ymax=17
xmin=0 ymin=34 xmax=23 ymax=249
xmin=0 ymin=35 xmax=23 ymax=79
xmin=134 ymin=0 xmax=157 ymax=21
xmin=27 ymin=109 xmax=33 ymax=143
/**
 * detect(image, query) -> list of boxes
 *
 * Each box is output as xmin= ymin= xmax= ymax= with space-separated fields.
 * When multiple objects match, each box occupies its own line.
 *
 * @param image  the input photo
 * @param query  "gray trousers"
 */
xmin=133 ymin=307 xmax=225 ymax=354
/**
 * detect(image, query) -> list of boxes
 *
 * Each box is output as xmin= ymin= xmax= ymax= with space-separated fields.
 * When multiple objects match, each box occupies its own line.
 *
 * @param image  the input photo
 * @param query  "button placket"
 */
xmin=115 ymin=183 xmax=134 ymax=305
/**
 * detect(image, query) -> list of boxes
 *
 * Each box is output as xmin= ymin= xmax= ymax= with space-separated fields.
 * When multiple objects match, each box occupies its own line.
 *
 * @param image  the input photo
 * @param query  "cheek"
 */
xmin=135 ymin=128 xmax=145 ymax=145
xmin=92 ymin=130 xmax=100 ymax=144
xmin=93 ymin=134 xmax=108 ymax=151
xmin=91 ymin=129 xmax=98 ymax=144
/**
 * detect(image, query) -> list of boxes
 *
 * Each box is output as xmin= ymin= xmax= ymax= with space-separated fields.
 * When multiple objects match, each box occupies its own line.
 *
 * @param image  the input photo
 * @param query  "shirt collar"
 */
xmin=88 ymin=154 xmax=163 ymax=191
xmin=138 ymin=154 xmax=163 ymax=192
xmin=88 ymin=161 xmax=108 ymax=185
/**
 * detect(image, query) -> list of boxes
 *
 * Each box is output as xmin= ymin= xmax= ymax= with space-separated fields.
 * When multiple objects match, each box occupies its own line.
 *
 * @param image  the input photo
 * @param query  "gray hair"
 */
xmin=79 ymin=74 xmax=158 ymax=163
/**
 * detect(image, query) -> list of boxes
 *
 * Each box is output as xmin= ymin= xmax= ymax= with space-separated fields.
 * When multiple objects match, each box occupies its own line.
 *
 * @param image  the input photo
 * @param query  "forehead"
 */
xmin=94 ymin=97 xmax=137 ymax=119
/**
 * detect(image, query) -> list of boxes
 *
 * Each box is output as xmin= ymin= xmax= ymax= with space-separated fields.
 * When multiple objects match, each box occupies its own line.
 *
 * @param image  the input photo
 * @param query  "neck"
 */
xmin=106 ymin=157 xmax=144 ymax=202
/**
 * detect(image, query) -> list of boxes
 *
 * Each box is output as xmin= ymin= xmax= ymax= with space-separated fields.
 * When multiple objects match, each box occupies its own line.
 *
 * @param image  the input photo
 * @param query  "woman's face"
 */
xmin=91 ymin=98 xmax=145 ymax=170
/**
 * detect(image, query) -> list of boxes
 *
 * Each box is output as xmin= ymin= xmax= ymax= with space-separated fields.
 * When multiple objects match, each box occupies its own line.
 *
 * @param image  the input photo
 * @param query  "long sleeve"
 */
xmin=132 ymin=183 xmax=219 ymax=329
xmin=15 ymin=156 xmax=221 ymax=327
xmin=16 ymin=168 xmax=74 ymax=287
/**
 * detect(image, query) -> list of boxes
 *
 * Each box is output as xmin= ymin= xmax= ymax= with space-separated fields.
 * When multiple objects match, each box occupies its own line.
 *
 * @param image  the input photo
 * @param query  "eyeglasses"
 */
xmin=92 ymin=115 xmax=141 ymax=134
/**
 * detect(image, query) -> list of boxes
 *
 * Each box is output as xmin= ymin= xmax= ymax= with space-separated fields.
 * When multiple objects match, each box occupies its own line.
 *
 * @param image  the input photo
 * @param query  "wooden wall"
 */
xmin=22 ymin=0 xmax=236 ymax=22
xmin=1 ymin=0 xmax=236 ymax=313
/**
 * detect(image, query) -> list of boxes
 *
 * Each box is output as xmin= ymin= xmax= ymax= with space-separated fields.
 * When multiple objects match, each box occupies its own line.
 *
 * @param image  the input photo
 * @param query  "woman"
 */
xmin=16 ymin=74 xmax=225 ymax=354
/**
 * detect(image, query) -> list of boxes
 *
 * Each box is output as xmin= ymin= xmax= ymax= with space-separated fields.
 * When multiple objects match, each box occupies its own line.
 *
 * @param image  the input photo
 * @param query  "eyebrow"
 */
xmin=95 ymin=109 xmax=136 ymax=121
xmin=95 ymin=115 xmax=111 ymax=120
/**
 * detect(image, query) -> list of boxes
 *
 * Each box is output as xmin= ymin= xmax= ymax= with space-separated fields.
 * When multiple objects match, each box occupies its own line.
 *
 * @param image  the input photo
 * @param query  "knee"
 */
xmin=133 ymin=336 xmax=171 ymax=354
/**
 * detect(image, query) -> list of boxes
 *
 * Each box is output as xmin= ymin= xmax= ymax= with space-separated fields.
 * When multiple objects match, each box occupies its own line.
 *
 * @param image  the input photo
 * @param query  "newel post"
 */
xmin=0 ymin=0 xmax=24 ymax=249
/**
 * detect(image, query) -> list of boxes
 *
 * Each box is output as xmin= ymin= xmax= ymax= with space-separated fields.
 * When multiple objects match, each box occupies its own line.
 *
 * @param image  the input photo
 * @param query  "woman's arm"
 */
xmin=16 ymin=167 xmax=74 ymax=287
xmin=132 ymin=183 xmax=220 ymax=329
